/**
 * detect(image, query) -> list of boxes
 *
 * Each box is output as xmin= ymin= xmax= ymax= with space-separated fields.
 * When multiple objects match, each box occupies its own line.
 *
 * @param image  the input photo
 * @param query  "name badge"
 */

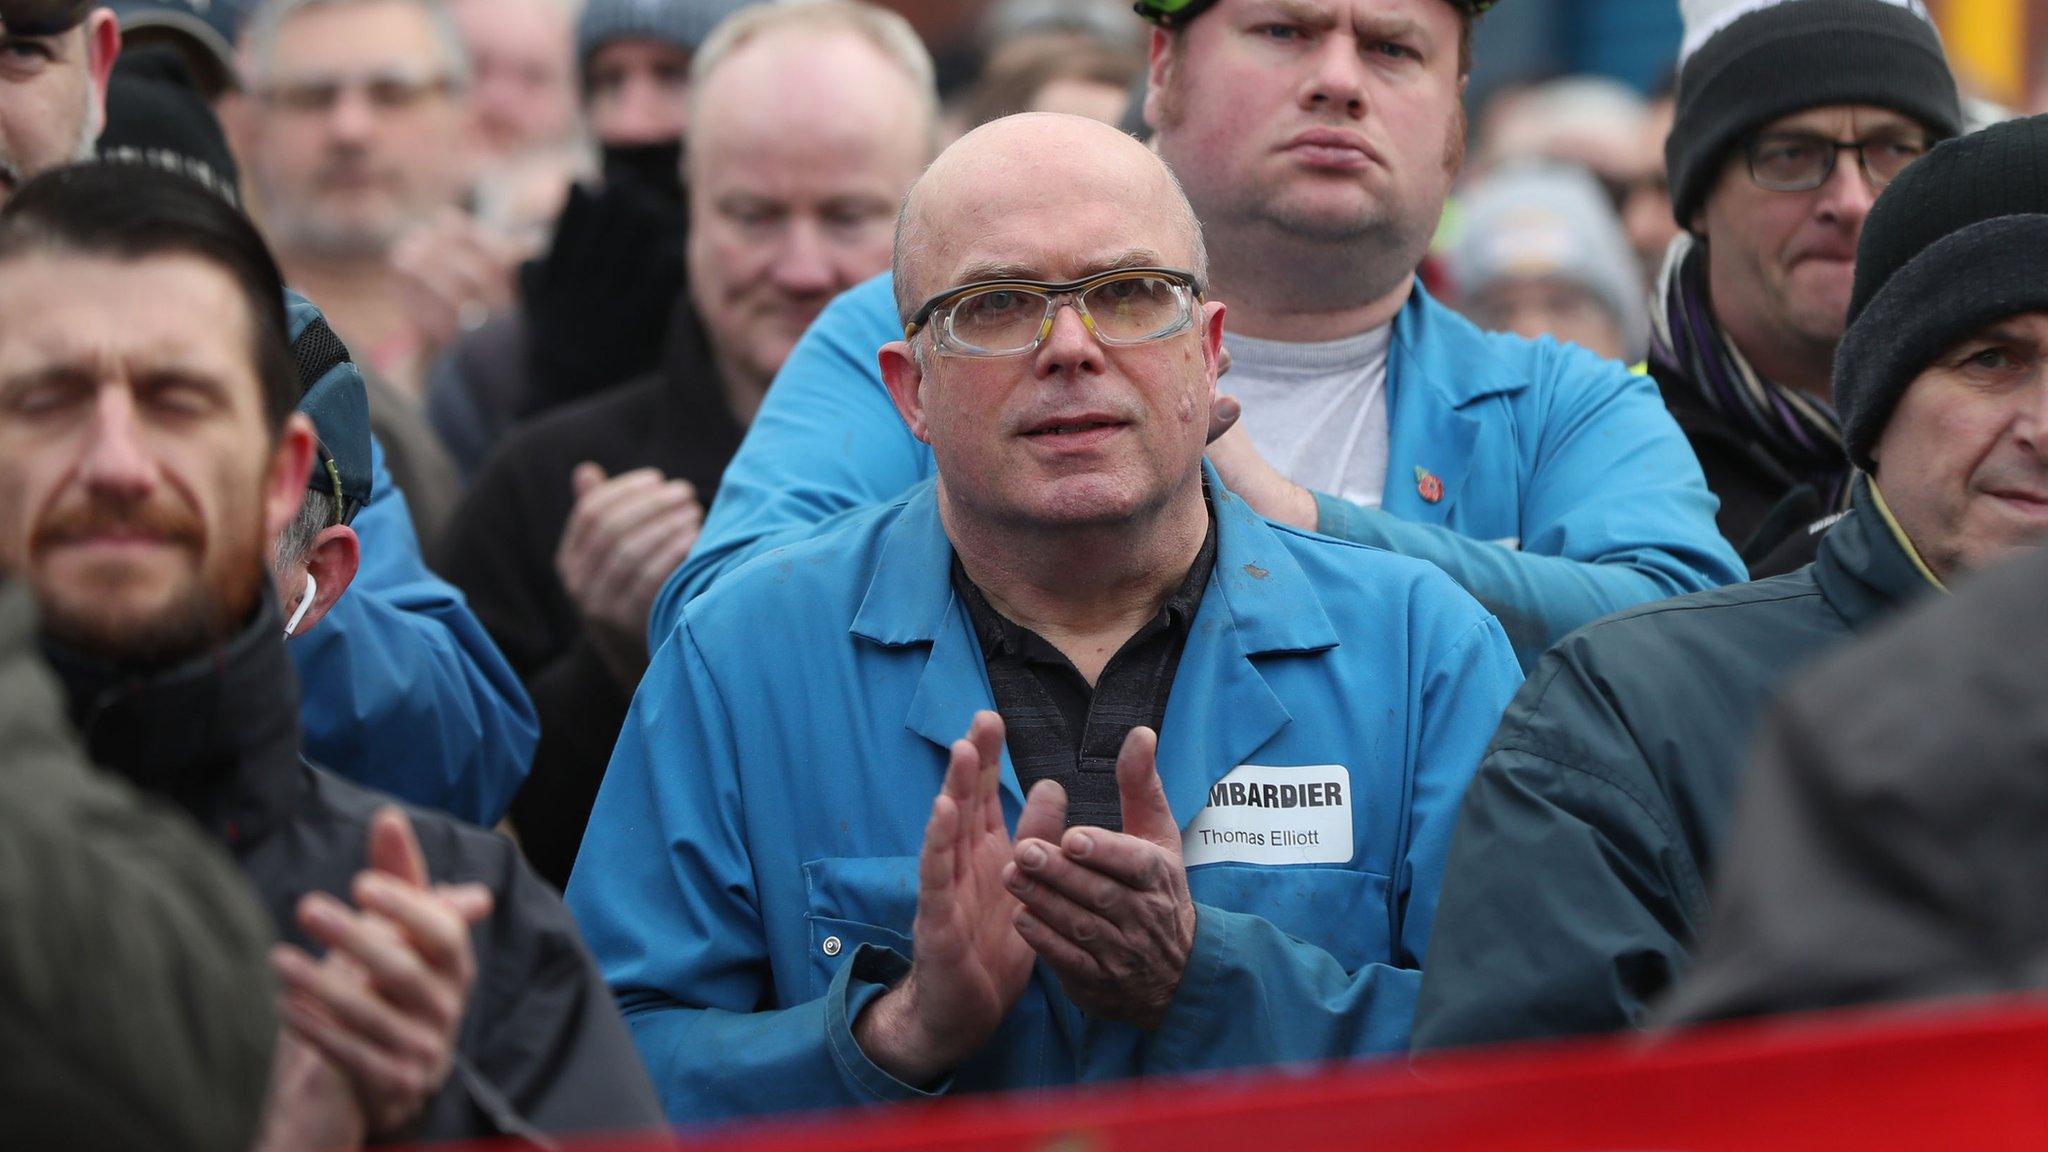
xmin=1183 ymin=764 xmax=1354 ymax=867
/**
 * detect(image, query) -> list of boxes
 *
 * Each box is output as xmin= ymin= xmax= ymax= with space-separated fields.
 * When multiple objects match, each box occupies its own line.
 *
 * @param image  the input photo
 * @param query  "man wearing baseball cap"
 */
xmin=104 ymin=0 xmax=248 ymax=98
xmin=1415 ymin=113 xmax=2048 ymax=1051
xmin=647 ymin=0 xmax=1743 ymax=673
xmin=0 ymin=1 xmax=118 ymax=200
xmin=1648 ymin=0 xmax=1961 ymax=577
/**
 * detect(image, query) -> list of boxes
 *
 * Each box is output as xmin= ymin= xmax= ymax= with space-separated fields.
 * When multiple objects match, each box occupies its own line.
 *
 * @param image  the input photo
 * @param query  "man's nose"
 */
xmin=1814 ymin=150 xmax=1879 ymax=228
xmin=1300 ymin=36 xmax=1368 ymax=117
xmin=769 ymin=220 xmax=839 ymax=296
xmin=324 ymin=85 xmax=379 ymax=142
xmin=1032 ymin=299 xmax=1105 ymax=378
xmin=77 ymin=387 xmax=160 ymax=499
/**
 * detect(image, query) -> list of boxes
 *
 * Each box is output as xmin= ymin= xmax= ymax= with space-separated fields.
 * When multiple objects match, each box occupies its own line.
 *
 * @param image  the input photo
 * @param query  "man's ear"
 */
xmin=879 ymin=340 xmax=933 ymax=444
xmin=290 ymin=524 xmax=359 ymax=636
xmin=1199 ymin=299 xmax=1226 ymax=382
xmin=1142 ymin=27 xmax=1173 ymax=133
xmin=263 ymin=414 xmax=320 ymax=544
xmin=84 ymin=10 xmax=120 ymax=109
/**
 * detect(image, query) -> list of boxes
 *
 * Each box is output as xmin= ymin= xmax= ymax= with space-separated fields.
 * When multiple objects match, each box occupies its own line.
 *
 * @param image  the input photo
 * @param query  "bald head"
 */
xmin=893 ymin=113 xmax=1208 ymax=320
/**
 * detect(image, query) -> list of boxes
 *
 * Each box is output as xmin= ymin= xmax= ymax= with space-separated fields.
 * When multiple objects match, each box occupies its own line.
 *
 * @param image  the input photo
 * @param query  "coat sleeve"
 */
xmin=646 ymin=276 xmax=931 ymax=646
xmin=1410 ymin=652 xmax=1708 ymax=1051
xmin=1310 ymin=349 xmax=1746 ymax=669
xmin=290 ymin=437 xmax=538 ymax=826
xmin=1142 ymin=612 xmax=1523 ymax=1070
xmin=566 ymin=621 xmax=942 ymax=1123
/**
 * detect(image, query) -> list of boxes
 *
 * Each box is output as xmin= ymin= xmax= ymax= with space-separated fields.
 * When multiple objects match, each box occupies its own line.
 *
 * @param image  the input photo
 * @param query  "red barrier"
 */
xmin=446 ymin=997 xmax=2048 ymax=1152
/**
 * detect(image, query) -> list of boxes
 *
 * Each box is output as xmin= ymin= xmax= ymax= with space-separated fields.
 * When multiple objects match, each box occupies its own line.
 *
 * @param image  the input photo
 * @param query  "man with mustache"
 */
xmin=1645 ymin=0 xmax=1961 ymax=576
xmin=647 ymin=0 xmax=1745 ymax=671
xmin=568 ymin=113 xmax=1523 ymax=1123
xmin=1415 ymin=115 xmax=2048 ymax=1051
xmin=0 ymin=162 xmax=662 ymax=1145
xmin=0 ymin=0 xmax=539 ymax=827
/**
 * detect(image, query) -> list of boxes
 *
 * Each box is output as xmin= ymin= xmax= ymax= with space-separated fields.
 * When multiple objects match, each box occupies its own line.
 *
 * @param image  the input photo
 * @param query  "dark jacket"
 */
xmin=1412 ymin=477 xmax=1937 ymax=1051
xmin=42 ymin=591 xmax=665 ymax=1143
xmin=434 ymin=296 xmax=746 ymax=889
xmin=0 ymin=584 xmax=276 ymax=1152
xmin=1650 ymin=359 xmax=1837 ymax=577
xmin=1660 ymin=545 xmax=2048 ymax=1027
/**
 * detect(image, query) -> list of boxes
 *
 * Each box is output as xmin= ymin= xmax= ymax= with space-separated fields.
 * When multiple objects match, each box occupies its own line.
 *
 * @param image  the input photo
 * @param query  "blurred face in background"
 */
xmin=584 ymin=36 xmax=691 ymax=147
xmin=1465 ymin=276 xmax=1627 ymax=361
xmin=686 ymin=28 xmax=931 ymax=410
xmin=0 ymin=11 xmax=119 ymax=202
xmin=448 ymin=0 xmax=578 ymax=158
xmin=245 ymin=0 xmax=473 ymax=257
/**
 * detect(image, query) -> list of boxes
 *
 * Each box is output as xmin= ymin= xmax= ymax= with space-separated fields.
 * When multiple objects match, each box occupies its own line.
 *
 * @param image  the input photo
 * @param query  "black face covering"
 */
xmin=1 ymin=0 xmax=94 ymax=36
xmin=600 ymin=139 xmax=686 ymax=205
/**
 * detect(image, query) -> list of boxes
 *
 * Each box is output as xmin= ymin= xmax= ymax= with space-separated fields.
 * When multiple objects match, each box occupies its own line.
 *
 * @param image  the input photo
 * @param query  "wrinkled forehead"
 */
xmin=0 ymin=0 xmax=93 ymax=38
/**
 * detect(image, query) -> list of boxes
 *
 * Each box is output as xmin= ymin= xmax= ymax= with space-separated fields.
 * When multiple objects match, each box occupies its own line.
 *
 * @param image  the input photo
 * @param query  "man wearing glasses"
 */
xmin=648 ymin=0 xmax=1747 ymax=673
xmin=239 ymin=0 xmax=489 ymax=404
xmin=1644 ymin=0 xmax=1960 ymax=577
xmin=567 ymin=113 xmax=1524 ymax=1122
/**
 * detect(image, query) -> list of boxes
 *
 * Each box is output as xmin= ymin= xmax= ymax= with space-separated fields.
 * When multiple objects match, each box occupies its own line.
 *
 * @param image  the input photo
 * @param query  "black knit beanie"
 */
xmin=1835 ymin=115 xmax=2048 ymax=471
xmin=1667 ymin=0 xmax=1961 ymax=230
xmin=96 ymin=46 xmax=242 ymax=208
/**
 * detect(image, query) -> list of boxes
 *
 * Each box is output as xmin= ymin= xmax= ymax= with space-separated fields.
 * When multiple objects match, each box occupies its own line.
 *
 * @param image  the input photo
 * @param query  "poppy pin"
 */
xmin=1415 ymin=466 xmax=1444 ymax=505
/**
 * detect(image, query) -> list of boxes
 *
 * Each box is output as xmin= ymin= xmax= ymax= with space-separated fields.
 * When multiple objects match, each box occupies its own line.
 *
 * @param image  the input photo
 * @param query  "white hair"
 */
xmin=244 ymin=0 xmax=472 ymax=87
xmin=690 ymin=0 xmax=938 ymax=128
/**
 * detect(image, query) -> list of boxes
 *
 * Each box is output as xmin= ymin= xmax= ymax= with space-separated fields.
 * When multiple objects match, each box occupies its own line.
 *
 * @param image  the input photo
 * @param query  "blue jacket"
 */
xmin=288 ymin=437 xmax=538 ymax=825
xmin=650 ymin=275 xmax=1744 ymax=667
xmin=570 ymin=467 xmax=1522 ymax=1122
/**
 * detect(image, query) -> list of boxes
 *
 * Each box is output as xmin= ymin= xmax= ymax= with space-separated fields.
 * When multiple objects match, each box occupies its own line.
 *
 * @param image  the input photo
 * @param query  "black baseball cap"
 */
xmin=105 ymin=0 xmax=251 ymax=96
xmin=1 ymin=0 xmax=96 ymax=36
xmin=1133 ymin=0 xmax=1498 ymax=29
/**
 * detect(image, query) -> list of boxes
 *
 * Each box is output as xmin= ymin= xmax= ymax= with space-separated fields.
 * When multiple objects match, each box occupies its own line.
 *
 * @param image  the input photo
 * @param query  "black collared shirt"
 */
xmin=952 ymin=517 xmax=1217 ymax=832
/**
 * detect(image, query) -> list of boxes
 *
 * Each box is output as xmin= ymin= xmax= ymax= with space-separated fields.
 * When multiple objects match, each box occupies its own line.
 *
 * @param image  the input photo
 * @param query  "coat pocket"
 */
xmin=800 ymin=856 xmax=919 ymax=1000
xmin=1186 ymin=863 xmax=1395 ymax=972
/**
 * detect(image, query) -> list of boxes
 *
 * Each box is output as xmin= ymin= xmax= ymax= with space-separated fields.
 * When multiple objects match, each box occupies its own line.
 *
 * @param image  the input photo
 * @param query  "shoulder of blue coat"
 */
xmin=676 ymin=488 xmax=923 ymax=640
xmin=1395 ymin=283 xmax=1638 ymax=408
xmin=820 ymin=271 xmax=903 ymax=340
xmin=1258 ymin=516 xmax=1499 ymax=639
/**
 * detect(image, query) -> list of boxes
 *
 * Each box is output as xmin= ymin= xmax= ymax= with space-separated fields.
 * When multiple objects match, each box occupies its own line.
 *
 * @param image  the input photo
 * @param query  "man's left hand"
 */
xmin=1005 ymin=727 xmax=1197 ymax=1030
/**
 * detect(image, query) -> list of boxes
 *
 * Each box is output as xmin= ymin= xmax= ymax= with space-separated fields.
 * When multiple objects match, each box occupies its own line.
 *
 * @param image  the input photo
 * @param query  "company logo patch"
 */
xmin=1183 ymin=763 xmax=1354 ymax=867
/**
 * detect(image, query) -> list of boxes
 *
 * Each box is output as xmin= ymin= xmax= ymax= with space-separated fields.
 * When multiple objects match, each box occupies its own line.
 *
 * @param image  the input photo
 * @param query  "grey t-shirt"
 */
xmin=1221 ymin=325 xmax=1393 ymax=509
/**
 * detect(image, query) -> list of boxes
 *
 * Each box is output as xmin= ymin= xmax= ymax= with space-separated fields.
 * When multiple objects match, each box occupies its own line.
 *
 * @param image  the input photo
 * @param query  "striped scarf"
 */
xmin=1649 ymin=235 xmax=1852 ymax=511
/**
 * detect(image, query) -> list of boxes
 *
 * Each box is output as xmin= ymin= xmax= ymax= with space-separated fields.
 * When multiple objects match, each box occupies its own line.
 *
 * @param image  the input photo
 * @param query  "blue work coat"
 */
xmin=288 ymin=437 xmax=538 ymax=825
xmin=570 ymin=467 xmax=1522 ymax=1122
xmin=649 ymin=274 xmax=1744 ymax=667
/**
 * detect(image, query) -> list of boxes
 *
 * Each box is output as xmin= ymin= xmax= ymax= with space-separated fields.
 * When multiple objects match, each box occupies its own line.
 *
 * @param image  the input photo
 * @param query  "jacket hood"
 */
xmin=41 ymin=585 xmax=304 ymax=849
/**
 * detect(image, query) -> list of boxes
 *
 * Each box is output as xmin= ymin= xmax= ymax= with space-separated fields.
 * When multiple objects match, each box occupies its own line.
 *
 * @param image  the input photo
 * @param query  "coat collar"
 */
xmin=851 ymin=462 xmax=1339 ymax=826
xmin=1380 ymin=282 xmax=1525 ymax=529
xmin=1814 ymin=474 xmax=1941 ymax=631
xmin=41 ymin=587 xmax=307 ymax=852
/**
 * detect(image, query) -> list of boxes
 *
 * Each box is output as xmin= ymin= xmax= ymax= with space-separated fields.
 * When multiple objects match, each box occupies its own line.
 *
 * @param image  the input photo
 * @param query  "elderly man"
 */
xmin=568 ymin=113 xmax=1522 ymax=1122
xmin=2 ymin=1 xmax=536 ymax=824
xmin=649 ymin=0 xmax=1743 ymax=671
xmin=0 ymin=163 xmax=661 ymax=1144
xmin=1413 ymin=114 xmax=2048 ymax=1050
xmin=1648 ymin=0 xmax=1961 ymax=575
xmin=240 ymin=0 xmax=492 ymax=406
xmin=437 ymin=0 xmax=935 ymax=889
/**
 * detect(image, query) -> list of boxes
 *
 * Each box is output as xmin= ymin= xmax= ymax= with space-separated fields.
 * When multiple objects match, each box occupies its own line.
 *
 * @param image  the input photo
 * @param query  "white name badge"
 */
xmin=1182 ymin=764 xmax=1354 ymax=867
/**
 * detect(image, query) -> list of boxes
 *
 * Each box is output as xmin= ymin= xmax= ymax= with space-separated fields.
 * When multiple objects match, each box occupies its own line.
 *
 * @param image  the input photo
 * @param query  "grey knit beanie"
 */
xmin=577 ymin=0 xmax=759 ymax=65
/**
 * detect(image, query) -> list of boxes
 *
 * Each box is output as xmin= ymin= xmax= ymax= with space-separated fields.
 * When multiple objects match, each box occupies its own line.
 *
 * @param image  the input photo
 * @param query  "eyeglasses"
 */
xmin=257 ymin=69 xmax=460 ymax=117
xmin=1743 ymin=133 xmax=1931 ymax=193
xmin=905 ymin=267 xmax=1203 ymax=358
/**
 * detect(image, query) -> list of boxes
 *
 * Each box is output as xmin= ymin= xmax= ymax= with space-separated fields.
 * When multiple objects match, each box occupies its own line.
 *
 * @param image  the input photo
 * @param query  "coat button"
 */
xmin=822 ymin=935 xmax=843 ymax=958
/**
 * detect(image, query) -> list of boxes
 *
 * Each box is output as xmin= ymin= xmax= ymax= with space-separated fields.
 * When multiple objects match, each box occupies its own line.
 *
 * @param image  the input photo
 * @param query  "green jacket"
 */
xmin=0 ymin=584 xmax=278 ymax=1152
xmin=1412 ymin=477 xmax=1937 ymax=1051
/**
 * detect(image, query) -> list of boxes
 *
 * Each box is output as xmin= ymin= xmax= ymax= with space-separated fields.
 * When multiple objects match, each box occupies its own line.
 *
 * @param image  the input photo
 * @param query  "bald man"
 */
xmin=567 ymin=113 xmax=1522 ymax=1123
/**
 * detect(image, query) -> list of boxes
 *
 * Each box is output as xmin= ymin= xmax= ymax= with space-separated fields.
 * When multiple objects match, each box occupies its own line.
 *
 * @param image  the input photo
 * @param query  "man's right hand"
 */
xmin=852 ymin=712 xmax=1062 ymax=1087
xmin=556 ymin=463 xmax=705 ymax=687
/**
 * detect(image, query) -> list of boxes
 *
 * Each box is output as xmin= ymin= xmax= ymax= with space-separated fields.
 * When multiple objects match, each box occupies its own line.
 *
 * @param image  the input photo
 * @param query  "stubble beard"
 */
xmin=35 ymin=512 xmax=270 ymax=671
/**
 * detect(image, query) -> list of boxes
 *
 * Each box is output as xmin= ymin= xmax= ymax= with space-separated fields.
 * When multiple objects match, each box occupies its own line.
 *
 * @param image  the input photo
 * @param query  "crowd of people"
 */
xmin=3 ymin=0 xmax=2047 ymax=1147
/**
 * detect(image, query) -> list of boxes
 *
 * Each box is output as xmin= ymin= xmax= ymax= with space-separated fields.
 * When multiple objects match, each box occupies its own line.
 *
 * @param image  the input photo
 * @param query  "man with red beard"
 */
xmin=0 ymin=163 xmax=659 ymax=1146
